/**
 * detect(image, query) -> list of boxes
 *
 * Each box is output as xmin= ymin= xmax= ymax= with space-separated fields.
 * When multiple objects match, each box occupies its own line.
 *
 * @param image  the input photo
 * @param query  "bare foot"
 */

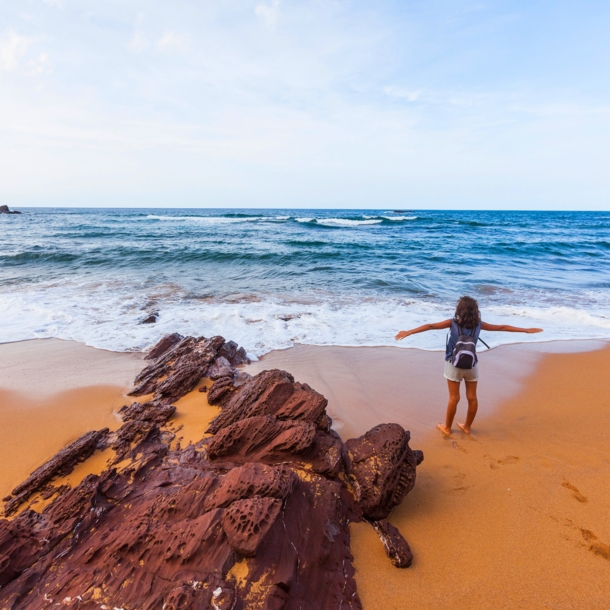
xmin=457 ymin=422 xmax=471 ymax=434
xmin=436 ymin=423 xmax=451 ymax=436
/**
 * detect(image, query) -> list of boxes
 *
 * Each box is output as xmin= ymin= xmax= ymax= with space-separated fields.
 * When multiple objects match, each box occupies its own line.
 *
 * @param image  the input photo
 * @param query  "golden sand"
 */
xmin=0 ymin=339 xmax=142 ymax=502
xmin=165 ymin=378 xmax=220 ymax=449
xmin=348 ymin=345 xmax=610 ymax=609
xmin=0 ymin=385 xmax=130 ymax=501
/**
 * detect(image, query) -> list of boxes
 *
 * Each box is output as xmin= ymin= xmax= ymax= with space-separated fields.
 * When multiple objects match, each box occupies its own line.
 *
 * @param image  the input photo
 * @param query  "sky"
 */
xmin=0 ymin=0 xmax=609 ymax=210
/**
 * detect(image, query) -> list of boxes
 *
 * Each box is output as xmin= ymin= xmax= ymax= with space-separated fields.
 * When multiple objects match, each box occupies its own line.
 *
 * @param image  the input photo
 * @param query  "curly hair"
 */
xmin=453 ymin=296 xmax=481 ymax=329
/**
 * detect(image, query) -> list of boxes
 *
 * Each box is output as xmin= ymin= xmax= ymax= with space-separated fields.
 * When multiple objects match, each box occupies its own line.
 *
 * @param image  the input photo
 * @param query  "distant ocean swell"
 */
xmin=2 ymin=208 xmax=610 ymax=357
xmin=143 ymin=214 xmax=418 ymax=226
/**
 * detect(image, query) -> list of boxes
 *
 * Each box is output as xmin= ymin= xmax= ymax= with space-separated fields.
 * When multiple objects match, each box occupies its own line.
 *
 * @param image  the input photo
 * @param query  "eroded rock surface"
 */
xmin=0 ymin=334 xmax=423 ymax=609
xmin=345 ymin=423 xmax=424 ymax=521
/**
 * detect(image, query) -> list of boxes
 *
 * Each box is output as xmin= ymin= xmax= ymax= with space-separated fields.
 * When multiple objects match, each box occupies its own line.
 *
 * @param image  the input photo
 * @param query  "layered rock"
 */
xmin=0 ymin=334 xmax=423 ymax=609
xmin=2 ymin=429 xmax=109 ymax=516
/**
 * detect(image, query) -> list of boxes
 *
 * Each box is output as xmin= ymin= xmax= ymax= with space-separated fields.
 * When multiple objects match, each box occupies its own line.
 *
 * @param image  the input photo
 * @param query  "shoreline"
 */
xmin=242 ymin=339 xmax=609 ymax=439
xmin=3 ymin=334 xmax=609 ymax=357
xmin=1 ymin=337 xmax=609 ymax=607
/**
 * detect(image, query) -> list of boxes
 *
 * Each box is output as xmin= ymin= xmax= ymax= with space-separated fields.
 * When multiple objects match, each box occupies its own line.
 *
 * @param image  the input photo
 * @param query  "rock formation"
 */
xmin=0 ymin=334 xmax=423 ymax=609
xmin=0 ymin=205 xmax=21 ymax=214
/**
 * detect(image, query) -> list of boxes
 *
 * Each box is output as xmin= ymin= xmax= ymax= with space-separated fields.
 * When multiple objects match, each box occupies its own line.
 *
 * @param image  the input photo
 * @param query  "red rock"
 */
xmin=0 ymin=335 xmax=423 ymax=609
xmin=221 ymin=496 xmax=282 ymax=556
xmin=131 ymin=335 xmax=226 ymax=402
xmin=146 ymin=332 xmax=184 ymax=360
xmin=204 ymin=463 xmax=296 ymax=511
xmin=371 ymin=518 xmax=414 ymax=568
xmin=345 ymin=423 xmax=424 ymax=521
xmin=275 ymin=382 xmax=328 ymax=424
xmin=206 ymin=369 xmax=295 ymax=434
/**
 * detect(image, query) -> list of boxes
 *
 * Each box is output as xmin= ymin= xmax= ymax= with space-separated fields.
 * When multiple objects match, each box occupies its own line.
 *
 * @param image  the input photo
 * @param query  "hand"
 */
xmin=525 ymin=328 xmax=543 ymax=333
xmin=395 ymin=330 xmax=411 ymax=341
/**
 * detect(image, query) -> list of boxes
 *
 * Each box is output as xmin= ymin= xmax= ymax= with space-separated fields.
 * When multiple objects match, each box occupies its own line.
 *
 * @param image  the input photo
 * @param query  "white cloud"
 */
xmin=129 ymin=31 xmax=149 ymax=53
xmin=255 ymin=0 xmax=281 ymax=27
xmin=27 ymin=52 xmax=51 ymax=75
xmin=384 ymin=86 xmax=422 ymax=102
xmin=41 ymin=0 xmax=64 ymax=7
xmin=0 ymin=30 xmax=32 ymax=71
xmin=156 ymin=31 xmax=191 ymax=54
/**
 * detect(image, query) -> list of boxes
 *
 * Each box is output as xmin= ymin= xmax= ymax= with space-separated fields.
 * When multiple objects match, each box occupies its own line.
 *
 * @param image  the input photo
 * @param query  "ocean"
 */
xmin=2 ymin=208 xmax=610 ymax=357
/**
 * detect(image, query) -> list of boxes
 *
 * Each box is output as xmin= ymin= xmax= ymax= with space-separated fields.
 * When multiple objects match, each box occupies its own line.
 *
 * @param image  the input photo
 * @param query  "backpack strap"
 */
xmin=473 ymin=323 xmax=491 ymax=349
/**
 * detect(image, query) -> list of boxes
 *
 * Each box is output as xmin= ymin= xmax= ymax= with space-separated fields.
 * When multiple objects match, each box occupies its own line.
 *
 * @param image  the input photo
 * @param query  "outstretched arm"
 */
xmin=481 ymin=322 xmax=543 ymax=333
xmin=395 ymin=319 xmax=452 ymax=341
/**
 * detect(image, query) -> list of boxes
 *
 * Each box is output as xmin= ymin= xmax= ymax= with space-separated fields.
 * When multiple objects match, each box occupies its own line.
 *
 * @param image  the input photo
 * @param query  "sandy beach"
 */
xmin=0 ymin=339 xmax=144 ymax=501
xmin=1 ymin=338 xmax=609 ymax=608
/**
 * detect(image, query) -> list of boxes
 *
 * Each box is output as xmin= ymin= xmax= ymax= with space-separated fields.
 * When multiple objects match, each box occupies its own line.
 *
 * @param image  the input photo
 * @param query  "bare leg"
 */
xmin=458 ymin=381 xmax=478 ymax=434
xmin=438 ymin=380 xmax=460 ymax=435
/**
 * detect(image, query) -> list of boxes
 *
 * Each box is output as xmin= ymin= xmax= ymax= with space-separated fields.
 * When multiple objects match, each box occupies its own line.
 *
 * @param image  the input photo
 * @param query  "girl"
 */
xmin=395 ymin=296 xmax=542 ymax=435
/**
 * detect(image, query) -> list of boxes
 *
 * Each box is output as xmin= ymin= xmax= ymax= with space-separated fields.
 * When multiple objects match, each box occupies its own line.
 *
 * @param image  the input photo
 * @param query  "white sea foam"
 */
xmin=146 ymin=215 xmax=184 ymax=220
xmin=296 ymin=217 xmax=383 ymax=226
xmin=1 ymin=282 xmax=609 ymax=359
xmin=382 ymin=215 xmax=417 ymax=221
xmin=316 ymin=218 xmax=383 ymax=226
xmin=146 ymin=215 xmax=262 ymax=223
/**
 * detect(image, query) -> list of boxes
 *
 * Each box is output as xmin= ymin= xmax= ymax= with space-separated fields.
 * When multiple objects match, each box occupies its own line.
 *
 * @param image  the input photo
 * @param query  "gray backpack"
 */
xmin=449 ymin=323 xmax=489 ymax=369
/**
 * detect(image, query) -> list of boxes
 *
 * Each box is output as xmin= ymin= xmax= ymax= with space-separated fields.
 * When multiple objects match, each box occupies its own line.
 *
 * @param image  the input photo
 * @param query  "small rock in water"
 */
xmin=141 ymin=312 xmax=158 ymax=324
xmin=0 ymin=205 xmax=21 ymax=214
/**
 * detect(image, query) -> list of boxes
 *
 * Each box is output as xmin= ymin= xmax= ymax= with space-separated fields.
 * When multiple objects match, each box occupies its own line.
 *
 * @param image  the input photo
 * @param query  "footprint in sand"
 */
xmin=450 ymin=440 xmax=467 ymax=453
xmin=562 ymin=481 xmax=588 ymax=504
xmin=498 ymin=456 xmax=520 ymax=465
xmin=580 ymin=529 xmax=610 ymax=560
xmin=484 ymin=454 xmax=498 ymax=469
xmin=485 ymin=454 xmax=519 ymax=469
xmin=449 ymin=485 xmax=471 ymax=494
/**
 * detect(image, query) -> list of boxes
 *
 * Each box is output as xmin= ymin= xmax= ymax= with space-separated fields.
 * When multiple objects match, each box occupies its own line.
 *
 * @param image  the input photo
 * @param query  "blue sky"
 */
xmin=1 ymin=0 xmax=609 ymax=209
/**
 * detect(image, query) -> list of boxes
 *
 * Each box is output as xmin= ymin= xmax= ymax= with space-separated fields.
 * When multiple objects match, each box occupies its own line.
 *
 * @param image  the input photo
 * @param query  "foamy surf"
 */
xmin=2 ymin=284 xmax=610 ymax=358
xmin=146 ymin=215 xmax=263 ymax=223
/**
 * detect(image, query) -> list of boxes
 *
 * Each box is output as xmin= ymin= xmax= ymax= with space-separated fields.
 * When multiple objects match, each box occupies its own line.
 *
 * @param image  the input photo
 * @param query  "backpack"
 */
xmin=449 ymin=323 xmax=489 ymax=369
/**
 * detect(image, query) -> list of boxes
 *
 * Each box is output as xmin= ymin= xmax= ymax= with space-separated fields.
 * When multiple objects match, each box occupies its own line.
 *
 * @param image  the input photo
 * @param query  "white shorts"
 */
xmin=444 ymin=359 xmax=479 ymax=383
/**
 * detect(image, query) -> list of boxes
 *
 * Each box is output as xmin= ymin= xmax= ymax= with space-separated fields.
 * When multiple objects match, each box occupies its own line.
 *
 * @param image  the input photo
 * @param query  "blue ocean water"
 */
xmin=2 ymin=208 xmax=610 ymax=356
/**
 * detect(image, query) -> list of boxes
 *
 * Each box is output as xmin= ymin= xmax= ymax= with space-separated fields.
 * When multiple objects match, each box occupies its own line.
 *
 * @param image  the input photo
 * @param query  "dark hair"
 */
xmin=454 ymin=296 xmax=481 ymax=329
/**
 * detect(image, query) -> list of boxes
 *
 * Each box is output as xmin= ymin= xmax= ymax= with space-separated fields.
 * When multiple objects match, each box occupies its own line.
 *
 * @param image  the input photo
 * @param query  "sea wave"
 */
xmin=381 ymin=215 xmax=417 ymax=221
xmin=2 ymin=283 xmax=609 ymax=358
xmin=146 ymin=215 xmax=262 ymax=223
xmin=315 ymin=218 xmax=383 ymax=226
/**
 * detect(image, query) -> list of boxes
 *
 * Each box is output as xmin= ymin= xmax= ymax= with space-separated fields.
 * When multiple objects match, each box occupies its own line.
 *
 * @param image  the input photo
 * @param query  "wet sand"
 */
xmin=1 ymin=338 xmax=609 ymax=608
